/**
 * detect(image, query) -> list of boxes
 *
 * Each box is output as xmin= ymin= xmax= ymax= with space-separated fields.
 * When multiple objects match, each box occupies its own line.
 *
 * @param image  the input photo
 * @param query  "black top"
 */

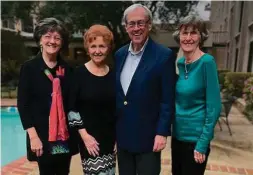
xmin=69 ymin=65 xmax=116 ymax=157
xmin=17 ymin=53 xmax=79 ymax=161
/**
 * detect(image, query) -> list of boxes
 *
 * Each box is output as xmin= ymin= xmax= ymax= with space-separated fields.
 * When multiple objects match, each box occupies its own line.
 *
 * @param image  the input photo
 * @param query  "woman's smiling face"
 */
xmin=40 ymin=31 xmax=62 ymax=55
xmin=179 ymin=25 xmax=201 ymax=53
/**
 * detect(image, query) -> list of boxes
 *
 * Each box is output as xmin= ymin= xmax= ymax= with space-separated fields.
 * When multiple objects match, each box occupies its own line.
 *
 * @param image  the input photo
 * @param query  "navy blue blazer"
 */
xmin=115 ymin=38 xmax=176 ymax=153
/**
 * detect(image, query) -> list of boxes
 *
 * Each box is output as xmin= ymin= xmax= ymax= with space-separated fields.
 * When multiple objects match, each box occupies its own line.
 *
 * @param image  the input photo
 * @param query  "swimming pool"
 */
xmin=1 ymin=107 xmax=26 ymax=166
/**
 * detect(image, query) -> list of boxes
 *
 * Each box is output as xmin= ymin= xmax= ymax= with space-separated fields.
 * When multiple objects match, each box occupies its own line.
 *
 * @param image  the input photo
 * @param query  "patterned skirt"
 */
xmin=82 ymin=153 xmax=116 ymax=175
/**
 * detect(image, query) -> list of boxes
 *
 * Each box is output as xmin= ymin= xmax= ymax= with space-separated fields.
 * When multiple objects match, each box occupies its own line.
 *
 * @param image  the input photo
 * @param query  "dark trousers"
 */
xmin=117 ymin=148 xmax=161 ymax=175
xmin=37 ymin=154 xmax=72 ymax=175
xmin=171 ymin=137 xmax=210 ymax=175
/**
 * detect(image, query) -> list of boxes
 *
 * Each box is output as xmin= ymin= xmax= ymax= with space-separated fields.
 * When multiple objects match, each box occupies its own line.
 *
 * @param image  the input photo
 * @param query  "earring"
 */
xmin=40 ymin=44 xmax=43 ymax=52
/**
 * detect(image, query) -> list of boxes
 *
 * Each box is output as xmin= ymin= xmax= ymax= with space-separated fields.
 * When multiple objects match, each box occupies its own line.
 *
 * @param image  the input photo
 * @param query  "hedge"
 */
xmin=224 ymin=72 xmax=253 ymax=98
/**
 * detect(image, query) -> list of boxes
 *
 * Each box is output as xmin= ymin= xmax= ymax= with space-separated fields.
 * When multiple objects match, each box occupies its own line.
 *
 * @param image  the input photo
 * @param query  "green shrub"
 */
xmin=218 ymin=69 xmax=231 ymax=90
xmin=218 ymin=69 xmax=230 ymax=74
xmin=1 ymin=29 xmax=31 ymax=84
xmin=243 ymin=77 xmax=253 ymax=121
xmin=1 ymin=86 xmax=17 ymax=98
xmin=224 ymin=72 xmax=253 ymax=98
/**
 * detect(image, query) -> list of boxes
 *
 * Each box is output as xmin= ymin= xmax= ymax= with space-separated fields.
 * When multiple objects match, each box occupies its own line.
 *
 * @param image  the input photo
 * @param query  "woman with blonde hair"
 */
xmin=68 ymin=24 xmax=116 ymax=175
xmin=171 ymin=15 xmax=221 ymax=175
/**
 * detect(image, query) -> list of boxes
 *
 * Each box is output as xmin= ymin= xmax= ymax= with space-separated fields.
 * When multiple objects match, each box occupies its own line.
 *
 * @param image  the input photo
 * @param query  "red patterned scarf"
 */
xmin=44 ymin=66 xmax=69 ymax=142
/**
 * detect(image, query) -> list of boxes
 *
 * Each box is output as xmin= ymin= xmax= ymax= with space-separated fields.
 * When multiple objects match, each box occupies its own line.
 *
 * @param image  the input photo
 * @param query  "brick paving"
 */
xmin=1 ymin=157 xmax=37 ymax=175
xmin=2 ymin=156 xmax=253 ymax=175
xmin=1 ymin=99 xmax=253 ymax=175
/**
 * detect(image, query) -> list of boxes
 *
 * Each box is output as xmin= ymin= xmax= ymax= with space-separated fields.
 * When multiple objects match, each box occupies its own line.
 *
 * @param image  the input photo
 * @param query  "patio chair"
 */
xmin=218 ymin=96 xmax=236 ymax=136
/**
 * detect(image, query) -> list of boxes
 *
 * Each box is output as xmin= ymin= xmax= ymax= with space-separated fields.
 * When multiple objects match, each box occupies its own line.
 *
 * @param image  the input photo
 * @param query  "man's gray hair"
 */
xmin=172 ymin=14 xmax=209 ymax=47
xmin=122 ymin=4 xmax=152 ymax=25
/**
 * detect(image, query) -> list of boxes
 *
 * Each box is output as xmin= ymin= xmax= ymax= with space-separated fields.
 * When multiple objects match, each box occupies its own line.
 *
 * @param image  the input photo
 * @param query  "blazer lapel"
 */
xmin=117 ymin=45 xmax=129 ymax=97
xmin=126 ymin=39 xmax=154 ymax=97
xmin=119 ymin=45 xmax=129 ymax=74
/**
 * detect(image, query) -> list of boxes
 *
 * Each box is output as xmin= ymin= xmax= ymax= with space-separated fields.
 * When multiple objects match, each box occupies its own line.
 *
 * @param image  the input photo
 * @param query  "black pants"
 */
xmin=37 ymin=154 xmax=72 ymax=175
xmin=117 ymin=148 xmax=161 ymax=175
xmin=171 ymin=137 xmax=210 ymax=175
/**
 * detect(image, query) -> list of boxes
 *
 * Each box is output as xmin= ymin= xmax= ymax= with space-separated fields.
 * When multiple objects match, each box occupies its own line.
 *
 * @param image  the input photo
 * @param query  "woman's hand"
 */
xmin=114 ymin=142 xmax=117 ymax=154
xmin=30 ymin=136 xmax=43 ymax=157
xmin=27 ymin=127 xmax=43 ymax=157
xmin=194 ymin=150 xmax=206 ymax=164
xmin=83 ymin=133 xmax=100 ymax=157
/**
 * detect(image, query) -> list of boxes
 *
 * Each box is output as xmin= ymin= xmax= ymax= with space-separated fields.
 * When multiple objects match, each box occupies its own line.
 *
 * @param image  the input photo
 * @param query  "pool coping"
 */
xmin=1 ymin=99 xmax=17 ymax=107
xmin=1 ymin=156 xmax=38 ymax=175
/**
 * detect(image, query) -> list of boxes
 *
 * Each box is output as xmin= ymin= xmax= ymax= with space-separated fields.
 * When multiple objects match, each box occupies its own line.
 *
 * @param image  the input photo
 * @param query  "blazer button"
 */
xmin=124 ymin=101 xmax=128 ymax=105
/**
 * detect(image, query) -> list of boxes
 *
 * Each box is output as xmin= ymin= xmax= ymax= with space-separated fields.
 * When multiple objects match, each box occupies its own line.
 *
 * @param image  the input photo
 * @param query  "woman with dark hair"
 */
xmin=171 ymin=15 xmax=221 ymax=175
xmin=68 ymin=24 xmax=116 ymax=175
xmin=17 ymin=17 xmax=78 ymax=175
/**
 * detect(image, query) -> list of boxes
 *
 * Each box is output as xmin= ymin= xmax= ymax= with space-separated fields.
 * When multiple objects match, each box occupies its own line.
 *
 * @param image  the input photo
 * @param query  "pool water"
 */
xmin=1 ymin=107 xmax=26 ymax=166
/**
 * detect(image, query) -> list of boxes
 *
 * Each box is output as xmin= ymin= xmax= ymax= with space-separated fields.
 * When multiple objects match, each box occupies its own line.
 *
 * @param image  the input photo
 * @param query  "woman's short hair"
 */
xmin=172 ymin=15 xmax=209 ymax=47
xmin=122 ymin=4 xmax=152 ymax=25
xmin=34 ymin=17 xmax=69 ymax=51
xmin=83 ymin=24 xmax=114 ymax=52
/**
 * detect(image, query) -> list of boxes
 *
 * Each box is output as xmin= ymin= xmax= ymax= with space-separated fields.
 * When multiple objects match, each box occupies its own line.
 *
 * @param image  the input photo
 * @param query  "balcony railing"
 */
xmin=212 ymin=31 xmax=228 ymax=45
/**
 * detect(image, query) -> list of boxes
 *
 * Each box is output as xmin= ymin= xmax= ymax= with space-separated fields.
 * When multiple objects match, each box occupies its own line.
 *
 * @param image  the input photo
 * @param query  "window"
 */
xmin=224 ymin=19 xmax=228 ymax=31
xmin=226 ymin=43 xmax=230 ymax=68
xmin=8 ymin=20 xmax=15 ymax=29
xmin=238 ymin=2 xmax=244 ymax=32
xmin=74 ymin=48 xmax=86 ymax=60
xmin=2 ymin=20 xmax=8 ymax=28
xmin=226 ymin=52 xmax=230 ymax=69
xmin=23 ymin=17 xmax=34 ymax=33
xmin=247 ymin=41 xmax=253 ymax=72
xmin=230 ymin=7 xmax=234 ymax=37
xmin=234 ymin=48 xmax=239 ymax=72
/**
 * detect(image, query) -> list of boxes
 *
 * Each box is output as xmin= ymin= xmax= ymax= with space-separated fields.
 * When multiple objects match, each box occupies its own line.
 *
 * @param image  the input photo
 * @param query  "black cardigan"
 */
xmin=17 ymin=53 xmax=79 ymax=161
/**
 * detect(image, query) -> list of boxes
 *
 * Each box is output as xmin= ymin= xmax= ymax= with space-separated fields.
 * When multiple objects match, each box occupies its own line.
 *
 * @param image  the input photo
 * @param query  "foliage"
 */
xmin=1 ymin=1 xmax=199 ymax=85
xmin=1 ymin=1 xmax=39 ymax=28
xmin=137 ymin=1 xmax=198 ymax=30
xmin=217 ymin=69 xmax=230 ymax=90
xmin=218 ymin=69 xmax=231 ymax=74
xmin=1 ymin=29 xmax=31 ymax=85
xmin=243 ymin=77 xmax=253 ymax=121
xmin=1 ymin=1 xmax=199 ymax=49
xmin=1 ymin=86 xmax=17 ymax=98
xmin=1 ymin=60 xmax=20 ymax=85
xmin=1 ymin=1 xmax=34 ymax=18
xmin=223 ymin=72 xmax=253 ymax=98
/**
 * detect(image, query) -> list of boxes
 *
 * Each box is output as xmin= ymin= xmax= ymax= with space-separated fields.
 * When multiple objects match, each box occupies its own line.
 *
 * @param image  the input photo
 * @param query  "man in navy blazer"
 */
xmin=115 ymin=4 xmax=176 ymax=175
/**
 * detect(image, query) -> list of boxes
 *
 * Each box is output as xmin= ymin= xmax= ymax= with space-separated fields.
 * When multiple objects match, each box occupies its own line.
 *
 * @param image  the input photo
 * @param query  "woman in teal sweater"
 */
xmin=171 ymin=15 xmax=221 ymax=175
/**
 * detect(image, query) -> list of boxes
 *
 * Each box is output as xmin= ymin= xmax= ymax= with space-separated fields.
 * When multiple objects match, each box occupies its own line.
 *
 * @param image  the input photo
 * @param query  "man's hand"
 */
xmin=153 ymin=135 xmax=167 ymax=152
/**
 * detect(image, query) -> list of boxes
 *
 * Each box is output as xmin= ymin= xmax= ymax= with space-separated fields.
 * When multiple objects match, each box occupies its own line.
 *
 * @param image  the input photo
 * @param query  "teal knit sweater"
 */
xmin=173 ymin=53 xmax=221 ymax=154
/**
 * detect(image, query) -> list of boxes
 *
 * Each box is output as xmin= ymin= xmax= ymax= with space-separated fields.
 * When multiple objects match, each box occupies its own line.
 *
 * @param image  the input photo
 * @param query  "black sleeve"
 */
xmin=68 ymin=68 xmax=85 ymax=129
xmin=17 ymin=63 xmax=34 ymax=130
xmin=63 ymin=65 xmax=74 ymax=113
xmin=68 ymin=68 xmax=80 ymax=112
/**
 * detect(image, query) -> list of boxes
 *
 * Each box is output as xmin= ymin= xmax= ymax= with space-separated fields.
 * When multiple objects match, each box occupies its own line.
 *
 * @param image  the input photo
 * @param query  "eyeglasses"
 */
xmin=180 ymin=31 xmax=199 ymax=39
xmin=126 ymin=19 xmax=150 ymax=28
xmin=42 ymin=34 xmax=62 ymax=42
